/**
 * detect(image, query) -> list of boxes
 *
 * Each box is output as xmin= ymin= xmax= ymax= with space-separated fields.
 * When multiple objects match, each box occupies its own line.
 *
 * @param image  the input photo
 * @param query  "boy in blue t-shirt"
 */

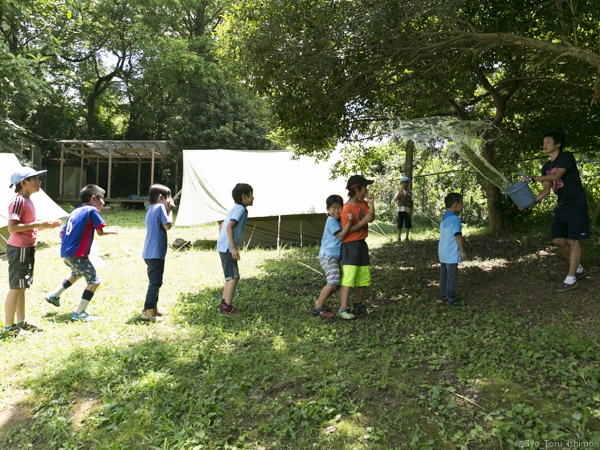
xmin=312 ymin=195 xmax=353 ymax=318
xmin=216 ymin=183 xmax=254 ymax=316
xmin=140 ymin=184 xmax=174 ymax=322
xmin=44 ymin=184 xmax=119 ymax=321
xmin=438 ymin=193 xmax=467 ymax=307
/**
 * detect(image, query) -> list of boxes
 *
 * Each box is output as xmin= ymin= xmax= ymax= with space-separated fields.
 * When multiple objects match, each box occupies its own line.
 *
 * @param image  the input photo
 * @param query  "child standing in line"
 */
xmin=44 ymin=184 xmax=119 ymax=321
xmin=140 ymin=184 xmax=175 ymax=322
xmin=3 ymin=168 xmax=61 ymax=337
xmin=216 ymin=183 xmax=254 ymax=316
xmin=439 ymin=193 xmax=467 ymax=307
xmin=338 ymin=175 xmax=375 ymax=320
xmin=312 ymin=195 xmax=353 ymax=319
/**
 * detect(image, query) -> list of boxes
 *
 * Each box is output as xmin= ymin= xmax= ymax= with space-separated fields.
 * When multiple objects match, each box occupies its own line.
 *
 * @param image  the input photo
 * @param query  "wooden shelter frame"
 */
xmin=56 ymin=140 xmax=177 ymax=201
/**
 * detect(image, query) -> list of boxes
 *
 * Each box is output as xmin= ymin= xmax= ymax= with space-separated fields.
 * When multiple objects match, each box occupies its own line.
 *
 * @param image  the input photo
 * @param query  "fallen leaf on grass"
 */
xmin=324 ymin=426 xmax=336 ymax=434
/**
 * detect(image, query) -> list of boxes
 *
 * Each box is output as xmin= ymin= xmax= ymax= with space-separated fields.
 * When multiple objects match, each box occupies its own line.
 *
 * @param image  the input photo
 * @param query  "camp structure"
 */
xmin=0 ymin=153 xmax=69 ymax=252
xmin=51 ymin=140 xmax=175 ymax=205
xmin=175 ymin=149 xmax=345 ymax=249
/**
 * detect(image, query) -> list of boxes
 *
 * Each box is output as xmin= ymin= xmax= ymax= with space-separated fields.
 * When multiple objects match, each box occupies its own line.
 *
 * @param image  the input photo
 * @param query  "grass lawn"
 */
xmin=0 ymin=209 xmax=599 ymax=449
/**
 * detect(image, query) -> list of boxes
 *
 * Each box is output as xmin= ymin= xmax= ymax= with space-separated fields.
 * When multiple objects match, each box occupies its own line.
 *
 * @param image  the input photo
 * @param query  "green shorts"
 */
xmin=341 ymin=265 xmax=371 ymax=287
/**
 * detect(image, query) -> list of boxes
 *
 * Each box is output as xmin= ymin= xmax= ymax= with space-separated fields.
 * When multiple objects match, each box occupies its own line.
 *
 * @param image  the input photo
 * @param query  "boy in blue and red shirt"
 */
xmin=44 ymin=184 xmax=119 ymax=321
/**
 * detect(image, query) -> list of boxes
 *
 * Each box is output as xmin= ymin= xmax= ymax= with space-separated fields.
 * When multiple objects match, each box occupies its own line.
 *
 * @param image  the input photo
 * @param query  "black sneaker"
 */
xmin=18 ymin=321 xmax=43 ymax=332
xmin=1 ymin=324 xmax=21 ymax=338
xmin=576 ymin=269 xmax=586 ymax=281
xmin=446 ymin=299 xmax=463 ymax=307
xmin=554 ymin=281 xmax=578 ymax=292
xmin=351 ymin=303 xmax=367 ymax=314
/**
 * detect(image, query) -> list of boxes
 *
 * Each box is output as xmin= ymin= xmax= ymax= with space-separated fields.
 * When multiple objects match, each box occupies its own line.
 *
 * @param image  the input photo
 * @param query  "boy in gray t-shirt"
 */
xmin=140 ymin=184 xmax=174 ymax=321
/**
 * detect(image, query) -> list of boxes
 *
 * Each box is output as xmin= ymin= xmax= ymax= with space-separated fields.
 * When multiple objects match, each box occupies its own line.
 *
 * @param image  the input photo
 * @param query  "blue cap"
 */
xmin=401 ymin=176 xmax=409 ymax=182
xmin=10 ymin=167 xmax=47 ymax=186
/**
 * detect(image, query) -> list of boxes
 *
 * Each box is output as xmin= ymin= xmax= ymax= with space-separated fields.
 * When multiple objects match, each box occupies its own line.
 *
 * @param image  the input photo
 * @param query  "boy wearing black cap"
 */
xmin=338 ymin=175 xmax=375 ymax=319
xmin=3 ymin=168 xmax=61 ymax=337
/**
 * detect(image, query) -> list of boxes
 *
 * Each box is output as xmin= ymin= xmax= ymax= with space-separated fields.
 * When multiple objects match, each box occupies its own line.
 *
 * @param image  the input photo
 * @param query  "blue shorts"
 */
xmin=219 ymin=251 xmax=240 ymax=280
xmin=319 ymin=256 xmax=341 ymax=286
xmin=63 ymin=257 xmax=101 ymax=285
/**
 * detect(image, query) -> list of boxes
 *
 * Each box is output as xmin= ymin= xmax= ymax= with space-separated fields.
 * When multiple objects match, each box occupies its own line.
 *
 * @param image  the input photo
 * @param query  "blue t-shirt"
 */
xmin=438 ymin=210 xmax=462 ymax=264
xmin=216 ymin=204 xmax=248 ymax=253
xmin=142 ymin=203 xmax=171 ymax=260
xmin=319 ymin=215 xmax=342 ymax=258
xmin=61 ymin=205 xmax=106 ymax=258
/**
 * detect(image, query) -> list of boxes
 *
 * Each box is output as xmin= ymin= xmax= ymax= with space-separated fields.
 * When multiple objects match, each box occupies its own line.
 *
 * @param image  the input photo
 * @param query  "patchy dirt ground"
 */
xmin=368 ymin=231 xmax=600 ymax=322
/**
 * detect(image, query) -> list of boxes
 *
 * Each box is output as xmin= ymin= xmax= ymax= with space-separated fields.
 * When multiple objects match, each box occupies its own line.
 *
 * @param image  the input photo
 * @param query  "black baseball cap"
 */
xmin=346 ymin=175 xmax=374 ymax=190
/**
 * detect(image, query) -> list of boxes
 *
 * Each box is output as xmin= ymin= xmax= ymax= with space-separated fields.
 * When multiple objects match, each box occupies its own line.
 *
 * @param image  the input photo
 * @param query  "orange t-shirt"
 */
xmin=341 ymin=200 xmax=370 ymax=243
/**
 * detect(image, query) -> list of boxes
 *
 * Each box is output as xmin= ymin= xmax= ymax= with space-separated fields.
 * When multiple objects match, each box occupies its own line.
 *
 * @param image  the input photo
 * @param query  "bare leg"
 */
xmin=315 ymin=285 xmax=338 ymax=309
xmin=223 ymin=278 xmax=239 ymax=305
xmin=5 ymin=288 xmax=25 ymax=326
xmin=405 ymin=229 xmax=410 ymax=240
xmin=553 ymin=238 xmax=570 ymax=260
xmin=354 ymin=286 xmax=366 ymax=304
xmin=568 ymin=240 xmax=581 ymax=277
xmin=339 ymin=286 xmax=351 ymax=311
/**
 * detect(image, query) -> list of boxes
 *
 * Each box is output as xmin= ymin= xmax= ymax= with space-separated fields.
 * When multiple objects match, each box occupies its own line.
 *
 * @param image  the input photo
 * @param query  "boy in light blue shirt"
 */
xmin=216 ymin=183 xmax=254 ymax=316
xmin=438 ymin=193 xmax=467 ymax=307
xmin=312 ymin=195 xmax=353 ymax=318
xmin=140 ymin=184 xmax=174 ymax=321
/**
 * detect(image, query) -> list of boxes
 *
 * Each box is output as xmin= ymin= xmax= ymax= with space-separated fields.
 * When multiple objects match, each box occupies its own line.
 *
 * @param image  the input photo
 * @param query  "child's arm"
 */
xmin=97 ymin=226 xmax=119 ymax=236
xmin=7 ymin=219 xmax=61 ymax=233
xmin=366 ymin=194 xmax=375 ymax=221
xmin=162 ymin=198 xmax=175 ymax=231
xmin=226 ymin=220 xmax=240 ymax=260
xmin=336 ymin=214 xmax=353 ymax=241
xmin=455 ymin=234 xmax=467 ymax=261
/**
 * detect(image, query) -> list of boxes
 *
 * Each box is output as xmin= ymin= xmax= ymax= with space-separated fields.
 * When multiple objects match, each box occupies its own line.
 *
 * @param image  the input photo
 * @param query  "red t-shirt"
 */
xmin=341 ymin=200 xmax=370 ymax=243
xmin=7 ymin=194 xmax=37 ymax=247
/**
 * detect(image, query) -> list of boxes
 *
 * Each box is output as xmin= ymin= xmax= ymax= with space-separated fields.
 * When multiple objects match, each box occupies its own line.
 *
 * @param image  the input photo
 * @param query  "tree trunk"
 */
xmin=482 ymin=142 xmax=503 ymax=233
xmin=405 ymin=139 xmax=414 ymax=188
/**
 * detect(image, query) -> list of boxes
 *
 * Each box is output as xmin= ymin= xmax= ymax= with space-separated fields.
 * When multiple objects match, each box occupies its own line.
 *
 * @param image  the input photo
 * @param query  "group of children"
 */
xmin=2 ymin=168 xmax=174 ymax=336
xmin=2 ymin=167 xmax=468 ymax=336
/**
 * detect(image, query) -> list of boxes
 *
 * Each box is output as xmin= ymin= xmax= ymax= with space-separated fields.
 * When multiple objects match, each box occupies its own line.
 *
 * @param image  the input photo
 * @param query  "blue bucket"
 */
xmin=506 ymin=180 xmax=535 ymax=209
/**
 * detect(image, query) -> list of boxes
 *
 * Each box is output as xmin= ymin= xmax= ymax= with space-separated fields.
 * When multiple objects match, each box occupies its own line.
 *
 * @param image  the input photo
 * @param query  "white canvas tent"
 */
xmin=0 ymin=153 xmax=69 ymax=252
xmin=175 ymin=150 xmax=346 ymax=248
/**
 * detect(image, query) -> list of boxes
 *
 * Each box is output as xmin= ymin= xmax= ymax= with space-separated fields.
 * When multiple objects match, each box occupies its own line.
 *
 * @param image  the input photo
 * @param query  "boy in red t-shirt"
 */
xmin=3 ymin=168 xmax=61 ymax=337
xmin=337 ymin=175 xmax=375 ymax=320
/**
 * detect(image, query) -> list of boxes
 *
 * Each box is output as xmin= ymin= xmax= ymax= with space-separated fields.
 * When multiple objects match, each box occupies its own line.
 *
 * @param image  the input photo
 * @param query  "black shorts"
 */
xmin=6 ymin=245 xmax=35 ymax=289
xmin=551 ymin=203 xmax=590 ymax=240
xmin=397 ymin=211 xmax=412 ymax=229
xmin=341 ymin=240 xmax=370 ymax=266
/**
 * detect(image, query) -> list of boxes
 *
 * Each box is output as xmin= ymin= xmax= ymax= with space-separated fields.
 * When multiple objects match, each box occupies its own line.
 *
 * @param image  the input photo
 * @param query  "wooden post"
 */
xmin=150 ymin=143 xmax=155 ymax=186
xmin=59 ymin=146 xmax=64 ymax=199
xmin=108 ymin=143 xmax=113 ymax=198
xmin=137 ymin=158 xmax=141 ymax=197
xmin=175 ymin=161 xmax=179 ymax=194
xmin=96 ymin=158 xmax=99 ymax=185
xmin=79 ymin=149 xmax=84 ymax=190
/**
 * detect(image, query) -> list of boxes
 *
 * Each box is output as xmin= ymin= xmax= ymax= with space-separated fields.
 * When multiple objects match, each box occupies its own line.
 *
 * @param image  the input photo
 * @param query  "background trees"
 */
xmin=1 ymin=0 xmax=277 ymax=159
xmin=219 ymin=0 xmax=600 ymax=230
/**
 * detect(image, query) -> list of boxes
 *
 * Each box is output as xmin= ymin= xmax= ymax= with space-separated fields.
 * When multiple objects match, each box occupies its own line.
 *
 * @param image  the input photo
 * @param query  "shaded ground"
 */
xmin=368 ymin=232 xmax=599 ymax=321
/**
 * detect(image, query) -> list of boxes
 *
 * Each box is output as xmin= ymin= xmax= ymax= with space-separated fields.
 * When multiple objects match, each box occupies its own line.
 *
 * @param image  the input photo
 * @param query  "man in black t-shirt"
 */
xmin=524 ymin=131 xmax=589 ymax=292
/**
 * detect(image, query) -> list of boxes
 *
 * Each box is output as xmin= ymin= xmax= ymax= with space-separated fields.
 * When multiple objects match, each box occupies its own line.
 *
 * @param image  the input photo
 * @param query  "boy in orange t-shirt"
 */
xmin=337 ymin=175 xmax=375 ymax=320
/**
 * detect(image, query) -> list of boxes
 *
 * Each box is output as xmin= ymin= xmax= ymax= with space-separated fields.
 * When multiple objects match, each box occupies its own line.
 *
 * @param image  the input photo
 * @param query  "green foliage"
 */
xmin=1 ymin=212 xmax=599 ymax=448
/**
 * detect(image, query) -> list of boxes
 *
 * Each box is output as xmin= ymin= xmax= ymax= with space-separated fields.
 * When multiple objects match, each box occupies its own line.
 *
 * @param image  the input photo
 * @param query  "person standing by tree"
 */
xmin=394 ymin=176 xmax=414 ymax=242
xmin=524 ymin=131 xmax=589 ymax=292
